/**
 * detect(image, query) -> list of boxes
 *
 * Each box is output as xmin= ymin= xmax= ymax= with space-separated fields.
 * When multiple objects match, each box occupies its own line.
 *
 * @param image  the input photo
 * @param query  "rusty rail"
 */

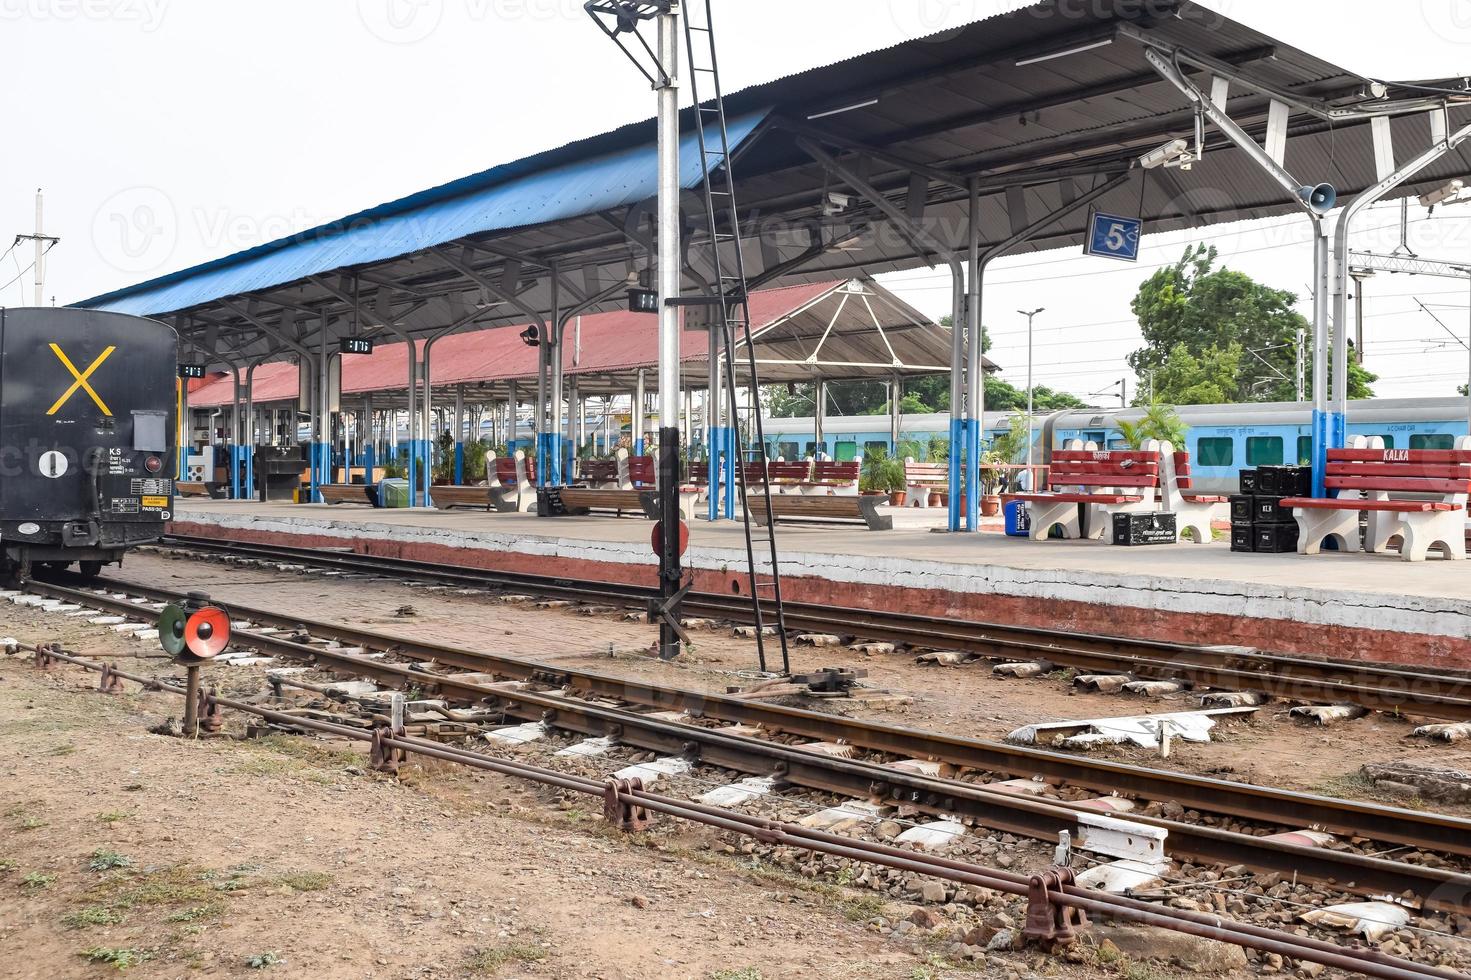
xmin=30 ymin=574 xmax=1471 ymax=864
xmin=20 ymin=578 xmax=1471 ymax=913
xmin=158 ymin=534 xmax=1471 ymax=722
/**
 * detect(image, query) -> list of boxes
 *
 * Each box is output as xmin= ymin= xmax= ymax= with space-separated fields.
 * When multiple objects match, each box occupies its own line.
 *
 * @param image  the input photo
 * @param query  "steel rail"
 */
xmin=158 ymin=534 xmax=1471 ymax=721
xmin=18 ymin=641 xmax=1459 ymax=980
xmin=34 ymin=574 xmax=1471 ymax=858
xmin=52 ymin=566 xmax=1471 ymax=861
xmin=25 ymin=579 xmax=1471 ymax=911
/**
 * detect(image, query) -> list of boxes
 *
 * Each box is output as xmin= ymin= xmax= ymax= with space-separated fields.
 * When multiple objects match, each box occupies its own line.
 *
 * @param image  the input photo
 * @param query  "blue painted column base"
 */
xmin=1310 ymin=409 xmax=1330 ymax=498
xmin=963 ymin=418 xmax=981 ymax=532
xmin=721 ymin=427 xmax=736 ymax=520
xmin=454 ymin=442 xmax=464 ymax=485
xmin=364 ymin=446 xmax=376 ymax=494
xmin=946 ymin=417 xmax=963 ymax=532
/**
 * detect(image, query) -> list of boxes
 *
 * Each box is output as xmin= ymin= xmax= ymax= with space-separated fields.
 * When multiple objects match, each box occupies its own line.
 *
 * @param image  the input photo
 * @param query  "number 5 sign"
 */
xmin=1083 ymin=209 xmax=1142 ymax=262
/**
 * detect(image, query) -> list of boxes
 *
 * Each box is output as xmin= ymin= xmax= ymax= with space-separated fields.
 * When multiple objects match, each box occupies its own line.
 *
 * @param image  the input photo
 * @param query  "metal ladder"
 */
xmin=682 ymin=0 xmax=790 ymax=675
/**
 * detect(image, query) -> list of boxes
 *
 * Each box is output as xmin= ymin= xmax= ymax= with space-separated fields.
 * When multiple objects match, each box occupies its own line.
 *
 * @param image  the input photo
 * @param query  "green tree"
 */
xmin=1144 ymin=342 xmax=1243 ymax=405
xmin=1130 ymin=244 xmax=1375 ymax=403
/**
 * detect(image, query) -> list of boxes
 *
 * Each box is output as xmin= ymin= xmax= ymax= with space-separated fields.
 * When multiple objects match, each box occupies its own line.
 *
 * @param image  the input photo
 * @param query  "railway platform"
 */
xmin=167 ymin=499 xmax=1471 ymax=671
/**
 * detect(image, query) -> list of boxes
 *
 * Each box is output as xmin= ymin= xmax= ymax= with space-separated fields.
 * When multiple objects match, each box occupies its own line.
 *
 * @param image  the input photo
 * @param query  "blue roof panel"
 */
xmin=79 ymin=110 xmax=769 ymax=317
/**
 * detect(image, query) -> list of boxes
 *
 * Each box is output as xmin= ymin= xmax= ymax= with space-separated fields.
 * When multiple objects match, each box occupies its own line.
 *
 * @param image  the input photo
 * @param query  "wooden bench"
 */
xmin=430 ymin=485 xmax=493 ymax=511
xmin=746 ymin=491 xmax=891 ymax=531
xmin=904 ymin=460 xmax=948 ymax=508
xmin=1003 ymin=447 xmax=1161 ymax=541
xmin=546 ymin=486 xmax=661 ymax=520
xmin=1282 ymin=438 xmax=1471 ymax=561
xmin=1159 ymin=444 xmax=1228 ymax=544
xmin=801 ymin=460 xmax=860 ymax=495
xmin=319 ymin=483 xmax=377 ymax=506
xmin=489 ymin=452 xmax=537 ymax=513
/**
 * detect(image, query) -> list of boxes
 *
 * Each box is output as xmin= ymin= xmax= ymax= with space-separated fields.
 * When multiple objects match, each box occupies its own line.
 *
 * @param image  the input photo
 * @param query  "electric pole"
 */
xmin=14 ymin=188 xmax=61 ymax=306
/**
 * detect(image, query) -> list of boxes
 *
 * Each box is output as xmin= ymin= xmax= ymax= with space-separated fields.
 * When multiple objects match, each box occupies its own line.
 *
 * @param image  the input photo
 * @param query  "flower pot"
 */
xmin=860 ymin=489 xmax=884 ymax=497
xmin=927 ymin=491 xmax=942 ymax=507
xmin=982 ymin=494 xmax=1001 ymax=517
xmin=936 ymin=492 xmax=949 ymax=507
xmin=888 ymin=490 xmax=907 ymax=507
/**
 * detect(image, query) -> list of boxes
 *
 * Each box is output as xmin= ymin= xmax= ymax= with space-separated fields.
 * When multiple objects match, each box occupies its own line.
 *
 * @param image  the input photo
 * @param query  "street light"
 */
xmin=1018 ymin=308 xmax=1044 ymax=488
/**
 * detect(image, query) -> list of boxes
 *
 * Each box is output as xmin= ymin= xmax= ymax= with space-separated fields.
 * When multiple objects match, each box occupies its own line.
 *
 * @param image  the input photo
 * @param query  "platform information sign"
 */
xmin=1083 ymin=210 xmax=1142 ymax=262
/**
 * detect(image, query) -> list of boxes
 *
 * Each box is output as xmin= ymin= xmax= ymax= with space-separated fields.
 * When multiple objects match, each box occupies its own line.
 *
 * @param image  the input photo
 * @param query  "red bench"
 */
xmin=1003 ymin=448 xmax=1161 ymax=541
xmin=1160 ymin=447 xmax=1228 ymax=544
xmin=803 ymin=460 xmax=860 ymax=495
xmin=490 ymin=452 xmax=537 ymax=513
xmin=577 ymin=458 xmax=620 ymax=488
xmin=744 ymin=459 xmax=811 ymax=492
xmin=1282 ymin=443 xmax=1471 ymax=561
xmin=904 ymin=460 xmax=948 ymax=507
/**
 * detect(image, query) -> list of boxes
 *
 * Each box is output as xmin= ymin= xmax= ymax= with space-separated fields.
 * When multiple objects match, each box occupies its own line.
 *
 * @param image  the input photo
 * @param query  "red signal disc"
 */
xmin=651 ymin=519 xmax=689 ymax=558
xmin=183 ymin=606 xmax=231 ymax=659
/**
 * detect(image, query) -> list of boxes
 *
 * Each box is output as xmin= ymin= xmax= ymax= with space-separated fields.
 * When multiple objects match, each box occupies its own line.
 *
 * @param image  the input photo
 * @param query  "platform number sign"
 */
xmin=178 ymin=364 xmax=206 ymax=379
xmin=1083 ymin=209 xmax=1142 ymax=262
xmin=339 ymin=337 xmax=374 ymax=355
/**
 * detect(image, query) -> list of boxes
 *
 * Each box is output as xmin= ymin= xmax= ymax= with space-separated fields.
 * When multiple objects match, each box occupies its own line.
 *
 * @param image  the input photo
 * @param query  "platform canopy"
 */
xmin=183 ymin=278 xmax=987 ymax=407
xmin=75 ymin=0 xmax=1471 ymax=371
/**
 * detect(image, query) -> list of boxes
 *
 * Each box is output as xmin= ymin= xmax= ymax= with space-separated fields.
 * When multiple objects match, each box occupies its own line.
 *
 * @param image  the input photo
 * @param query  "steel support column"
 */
xmin=1330 ymin=124 xmax=1471 ymax=460
xmin=796 ymin=137 xmax=968 ymax=529
xmin=655 ymin=3 xmax=683 ymax=660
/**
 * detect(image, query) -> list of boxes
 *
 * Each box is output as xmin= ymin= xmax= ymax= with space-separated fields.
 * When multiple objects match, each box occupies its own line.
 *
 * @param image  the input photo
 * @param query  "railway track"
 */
xmin=12 ymin=636 xmax=1461 ymax=980
xmin=157 ymin=534 xmax=1471 ymax=723
xmin=21 ymin=574 xmax=1471 ymax=918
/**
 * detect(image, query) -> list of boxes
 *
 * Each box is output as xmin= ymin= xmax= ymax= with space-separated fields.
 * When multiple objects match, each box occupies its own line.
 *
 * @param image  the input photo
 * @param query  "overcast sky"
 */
xmin=6 ymin=0 xmax=1471 ymax=402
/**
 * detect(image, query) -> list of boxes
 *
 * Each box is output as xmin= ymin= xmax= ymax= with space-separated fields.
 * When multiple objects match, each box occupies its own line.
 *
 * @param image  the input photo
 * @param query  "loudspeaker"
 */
xmin=1298 ymin=183 xmax=1336 ymax=214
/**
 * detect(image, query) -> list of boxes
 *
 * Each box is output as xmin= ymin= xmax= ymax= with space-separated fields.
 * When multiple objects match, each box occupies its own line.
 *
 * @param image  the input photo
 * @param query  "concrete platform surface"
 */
xmin=166 ymin=499 xmax=1471 ymax=670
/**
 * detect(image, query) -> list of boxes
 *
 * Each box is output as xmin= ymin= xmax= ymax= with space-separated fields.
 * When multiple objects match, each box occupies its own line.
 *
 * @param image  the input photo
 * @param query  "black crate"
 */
xmin=1257 ymin=465 xmax=1312 ymax=497
xmin=1289 ymin=465 xmax=1313 ymax=496
xmin=1229 ymin=495 xmax=1255 ymax=523
xmin=1253 ymin=495 xmax=1295 ymax=524
xmin=1230 ymin=525 xmax=1255 ymax=553
xmin=1112 ymin=511 xmax=1177 ymax=546
xmin=1238 ymin=469 xmax=1259 ymax=493
xmin=1254 ymin=523 xmax=1300 ymax=553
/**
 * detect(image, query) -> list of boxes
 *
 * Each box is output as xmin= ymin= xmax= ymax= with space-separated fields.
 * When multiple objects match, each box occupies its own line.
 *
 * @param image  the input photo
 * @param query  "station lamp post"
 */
xmin=1018 ymin=307 xmax=1044 ymax=485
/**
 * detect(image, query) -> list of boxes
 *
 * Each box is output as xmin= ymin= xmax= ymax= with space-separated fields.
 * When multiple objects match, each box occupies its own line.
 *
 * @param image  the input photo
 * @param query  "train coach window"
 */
xmin=1297 ymin=436 xmax=1313 ymax=465
xmin=1246 ymin=436 xmax=1283 ymax=467
xmin=835 ymin=441 xmax=858 ymax=462
xmin=1372 ymin=435 xmax=1395 ymax=449
xmin=1196 ymin=437 xmax=1234 ymax=467
xmin=1411 ymin=434 xmax=1455 ymax=450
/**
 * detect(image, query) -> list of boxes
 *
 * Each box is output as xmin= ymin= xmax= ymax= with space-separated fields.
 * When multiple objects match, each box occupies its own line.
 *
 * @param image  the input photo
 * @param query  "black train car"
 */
xmin=0 ymin=307 xmax=178 ymax=578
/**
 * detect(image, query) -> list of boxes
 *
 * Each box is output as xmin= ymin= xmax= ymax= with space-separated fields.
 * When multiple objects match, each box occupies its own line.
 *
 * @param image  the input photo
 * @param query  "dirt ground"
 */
xmin=0 ymin=641 xmax=945 ymax=980
xmin=112 ymin=550 xmax=1471 ymax=811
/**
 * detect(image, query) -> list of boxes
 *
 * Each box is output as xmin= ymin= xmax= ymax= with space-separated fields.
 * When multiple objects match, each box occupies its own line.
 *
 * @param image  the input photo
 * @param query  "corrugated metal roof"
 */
xmin=78 ymin=111 xmax=768 ymax=317
xmin=76 ymin=0 xmax=1471 ymax=375
xmin=185 ymin=279 xmax=961 ymax=405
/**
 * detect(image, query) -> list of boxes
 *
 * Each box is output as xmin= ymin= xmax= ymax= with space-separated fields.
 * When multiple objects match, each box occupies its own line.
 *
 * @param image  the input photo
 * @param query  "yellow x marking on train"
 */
xmin=46 ymin=344 xmax=116 ymax=416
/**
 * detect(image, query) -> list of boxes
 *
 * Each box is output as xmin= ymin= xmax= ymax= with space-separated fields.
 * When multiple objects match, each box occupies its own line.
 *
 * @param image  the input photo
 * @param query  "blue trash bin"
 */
xmin=1004 ymin=499 xmax=1030 ymax=537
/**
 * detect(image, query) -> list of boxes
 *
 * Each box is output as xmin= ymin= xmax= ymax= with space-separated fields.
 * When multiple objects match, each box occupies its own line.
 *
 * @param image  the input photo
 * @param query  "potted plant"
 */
xmin=880 ymin=456 xmax=908 ymax=507
xmin=859 ymin=446 xmax=889 ymax=497
xmin=979 ymin=450 xmax=1005 ymax=516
